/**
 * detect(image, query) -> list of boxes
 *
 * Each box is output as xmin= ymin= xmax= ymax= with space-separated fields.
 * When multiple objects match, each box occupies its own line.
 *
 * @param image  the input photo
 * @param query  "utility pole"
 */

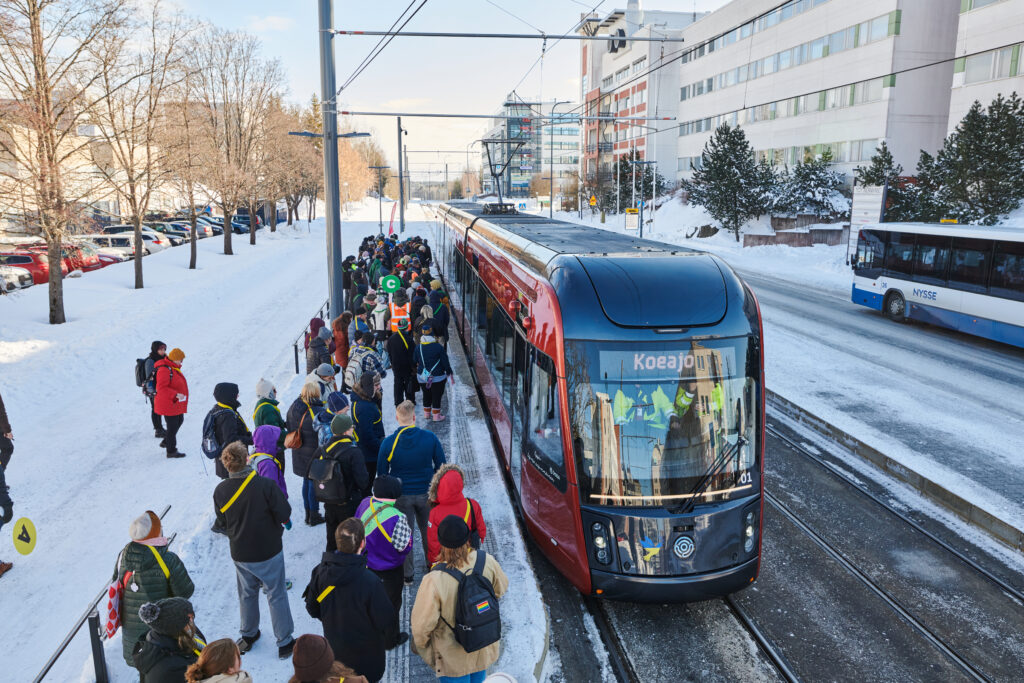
xmin=397 ymin=117 xmax=406 ymax=234
xmin=318 ymin=0 xmax=343 ymax=320
xmin=445 ymin=163 xmax=449 ymax=200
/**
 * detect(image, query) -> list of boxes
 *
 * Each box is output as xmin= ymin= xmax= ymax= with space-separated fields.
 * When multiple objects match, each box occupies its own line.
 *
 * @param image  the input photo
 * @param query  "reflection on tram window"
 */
xmin=567 ymin=337 xmax=759 ymax=507
xmin=528 ymin=350 xmax=562 ymax=468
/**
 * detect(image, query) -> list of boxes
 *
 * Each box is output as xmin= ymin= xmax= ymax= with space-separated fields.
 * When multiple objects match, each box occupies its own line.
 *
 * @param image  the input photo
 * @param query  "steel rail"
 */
xmin=724 ymin=595 xmax=803 ymax=683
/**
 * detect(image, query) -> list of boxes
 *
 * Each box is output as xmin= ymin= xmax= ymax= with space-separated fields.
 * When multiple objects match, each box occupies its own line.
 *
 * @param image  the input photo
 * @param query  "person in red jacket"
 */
xmin=332 ymin=312 xmax=351 ymax=367
xmin=424 ymin=464 xmax=486 ymax=566
xmin=154 ymin=348 xmax=189 ymax=458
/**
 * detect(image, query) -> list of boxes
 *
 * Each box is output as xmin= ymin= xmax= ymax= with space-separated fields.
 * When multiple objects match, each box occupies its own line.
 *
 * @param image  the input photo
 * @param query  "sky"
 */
xmin=174 ymin=0 xmax=730 ymax=179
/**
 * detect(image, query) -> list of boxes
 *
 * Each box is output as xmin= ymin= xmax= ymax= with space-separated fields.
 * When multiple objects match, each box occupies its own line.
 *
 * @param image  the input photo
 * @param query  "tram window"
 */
xmin=884 ymin=232 xmax=914 ymax=277
xmin=912 ymin=234 xmax=951 ymax=285
xmin=526 ymin=350 xmax=564 ymax=476
xmin=991 ymin=241 xmax=1024 ymax=302
xmin=948 ymin=238 xmax=992 ymax=293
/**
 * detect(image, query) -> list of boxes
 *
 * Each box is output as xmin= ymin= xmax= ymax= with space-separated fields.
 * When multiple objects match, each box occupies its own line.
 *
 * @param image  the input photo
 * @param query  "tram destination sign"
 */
xmin=599 ymin=348 xmax=737 ymax=381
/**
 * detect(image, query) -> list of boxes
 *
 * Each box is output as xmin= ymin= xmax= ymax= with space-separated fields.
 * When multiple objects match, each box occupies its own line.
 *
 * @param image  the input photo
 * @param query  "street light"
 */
xmin=368 ymin=165 xmax=390 ymax=235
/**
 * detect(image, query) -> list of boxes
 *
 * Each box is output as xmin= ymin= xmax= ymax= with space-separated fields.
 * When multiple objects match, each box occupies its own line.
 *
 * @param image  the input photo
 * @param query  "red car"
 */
xmin=72 ymin=242 xmax=105 ymax=271
xmin=24 ymin=243 xmax=101 ymax=273
xmin=0 ymin=250 xmax=67 ymax=284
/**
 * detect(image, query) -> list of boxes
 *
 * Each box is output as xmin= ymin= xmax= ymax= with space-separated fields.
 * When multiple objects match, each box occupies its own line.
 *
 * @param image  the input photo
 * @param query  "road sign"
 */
xmin=940 ymin=218 xmax=959 ymax=224
xmin=625 ymin=212 xmax=639 ymax=231
xmin=625 ymin=208 xmax=639 ymax=213
xmin=589 ymin=195 xmax=597 ymax=206
xmin=13 ymin=517 xmax=36 ymax=555
xmin=380 ymin=274 xmax=402 ymax=294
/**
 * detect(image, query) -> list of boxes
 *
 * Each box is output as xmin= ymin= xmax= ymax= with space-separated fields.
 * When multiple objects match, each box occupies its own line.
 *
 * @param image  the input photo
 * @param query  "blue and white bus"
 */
xmin=851 ymin=222 xmax=1024 ymax=347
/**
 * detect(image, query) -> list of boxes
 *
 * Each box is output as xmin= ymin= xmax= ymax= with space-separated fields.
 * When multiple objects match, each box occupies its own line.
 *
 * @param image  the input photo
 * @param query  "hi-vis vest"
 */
xmin=389 ymin=301 xmax=410 ymax=332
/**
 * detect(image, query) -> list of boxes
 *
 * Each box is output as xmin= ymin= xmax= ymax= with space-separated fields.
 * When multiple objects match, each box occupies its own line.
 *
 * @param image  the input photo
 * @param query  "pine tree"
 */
xmin=854 ymin=141 xmax=916 ymax=222
xmin=777 ymin=149 xmax=849 ymax=220
xmin=684 ymin=124 xmax=775 ymax=240
xmin=610 ymin=150 xmax=668 ymax=212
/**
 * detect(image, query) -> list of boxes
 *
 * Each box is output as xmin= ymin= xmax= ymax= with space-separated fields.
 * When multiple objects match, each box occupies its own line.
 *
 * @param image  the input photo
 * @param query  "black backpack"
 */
xmin=134 ymin=358 xmax=148 ymax=387
xmin=308 ymin=441 xmax=348 ymax=503
xmin=201 ymin=408 xmax=231 ymax=459
xmin=436 ymin=550 xmax=501 ymax=653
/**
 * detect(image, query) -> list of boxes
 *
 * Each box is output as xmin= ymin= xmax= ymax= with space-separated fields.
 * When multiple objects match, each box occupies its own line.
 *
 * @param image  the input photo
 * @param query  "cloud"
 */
xmin=246 ymin=15 xmax=294 ymax=32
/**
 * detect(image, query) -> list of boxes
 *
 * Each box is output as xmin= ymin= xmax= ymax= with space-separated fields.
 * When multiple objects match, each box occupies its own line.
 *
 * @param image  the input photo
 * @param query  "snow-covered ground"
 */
xmin=0 ymin=200 xmax=545 ymax=682
xmin=542 ymin=200 xmax=1024 ymax=537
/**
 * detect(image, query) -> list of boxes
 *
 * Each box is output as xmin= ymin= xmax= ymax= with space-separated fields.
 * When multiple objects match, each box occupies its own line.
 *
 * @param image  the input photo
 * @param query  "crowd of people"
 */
xmin=110 ymin=234 xmax=514 ymax=683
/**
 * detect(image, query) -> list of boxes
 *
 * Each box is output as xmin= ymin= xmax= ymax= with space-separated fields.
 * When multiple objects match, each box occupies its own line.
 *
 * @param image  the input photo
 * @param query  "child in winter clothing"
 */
xmin=253 ymin=378 xmax=287 ymax=454
xmin=415 ymin=322 xmax=453 ymax=421
xmin=132 ymin=597 xmax=206 ymax=683
xmin=184 ymin=638 xmax=251 ymax=683
xmin=355 ymin=475 xmax=413 ymax=625
xmin=288 ymin=634 xmax=368 ymax=683
xmin=249 ymin=425 xmax=288 ymax=499
xmin=116 ymin=511 xmax=195 ymax=667
xmin=144 ymin=341 xmax=167 ymax=439
xmin=426 ymin=464 xmax=487 ymax=566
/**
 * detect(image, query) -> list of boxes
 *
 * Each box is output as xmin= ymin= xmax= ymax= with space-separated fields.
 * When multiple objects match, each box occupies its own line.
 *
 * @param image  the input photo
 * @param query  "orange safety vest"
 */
xmin=389 ymin=301 xmax=410 ymax=332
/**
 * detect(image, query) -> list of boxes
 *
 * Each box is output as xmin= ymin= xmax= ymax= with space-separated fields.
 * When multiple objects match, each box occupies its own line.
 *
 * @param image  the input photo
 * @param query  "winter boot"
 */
xmin=0 ymin=561 xmax=12 ymax=579
xmin=236 ymin=630 xmax=260 ymax=654
xmin=166 ymin=450 xmax=186 ymax=459
xmin=306 ymin=510 xmax=325 ymax=527
xmin=211 ymin=520 xmax=227 ymax=535
xmin=158 ymin=439 xmax=167 ymax=448
xmin=154 ymin=428 xmax=167 ymax=438
xmin=278 ymin=638 xmax=295 ymax=659
xmin=432 ymin=409 xmax=445 ymax=422
xmin=423 ymin=406 xmax=431 ymax=420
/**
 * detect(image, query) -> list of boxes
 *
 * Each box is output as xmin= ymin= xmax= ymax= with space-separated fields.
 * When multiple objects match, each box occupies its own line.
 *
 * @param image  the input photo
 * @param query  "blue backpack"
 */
xmin=315 ymin=412 xmax=334 ymax=447
xmin=201 ymin=408 xmax=232 ymax=459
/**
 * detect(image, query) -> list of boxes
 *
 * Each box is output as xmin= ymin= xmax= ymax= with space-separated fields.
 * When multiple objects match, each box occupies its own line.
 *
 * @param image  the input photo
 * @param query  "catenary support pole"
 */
xmin=397 ymin=117 xmax=406 ymax=235
xmin=318 ymin=0 xmax=343 ymax=321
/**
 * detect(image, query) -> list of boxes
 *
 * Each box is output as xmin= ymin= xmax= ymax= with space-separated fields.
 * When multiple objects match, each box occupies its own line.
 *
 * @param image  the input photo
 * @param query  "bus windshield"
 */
xmin=565 ymin=337 xmax=759 ymax=508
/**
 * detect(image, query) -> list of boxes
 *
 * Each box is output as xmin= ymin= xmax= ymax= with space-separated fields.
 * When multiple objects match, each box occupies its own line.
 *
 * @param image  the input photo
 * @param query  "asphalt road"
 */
xmin=738 ymin=269 xmax=1024 ymax=528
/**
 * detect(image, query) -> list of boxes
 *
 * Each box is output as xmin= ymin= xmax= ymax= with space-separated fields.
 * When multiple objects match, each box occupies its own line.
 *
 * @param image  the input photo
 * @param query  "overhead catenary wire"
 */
xmin=483 ymin=0 xmax=545 ymax=34
xmin=334 ymin=0 xmax=416 ymax=95
xmin=336 ymin=0 xmax=430 ymax=95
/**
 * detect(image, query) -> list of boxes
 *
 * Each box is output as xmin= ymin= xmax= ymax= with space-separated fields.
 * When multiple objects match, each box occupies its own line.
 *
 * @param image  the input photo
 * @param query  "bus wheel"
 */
xmin=886 ymin=291 xmax=906 ymax=322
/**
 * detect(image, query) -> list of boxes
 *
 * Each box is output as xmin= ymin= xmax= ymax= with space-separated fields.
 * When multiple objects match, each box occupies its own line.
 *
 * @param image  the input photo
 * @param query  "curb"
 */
xmin=767 ymin=390 xmax=1024 ymax=553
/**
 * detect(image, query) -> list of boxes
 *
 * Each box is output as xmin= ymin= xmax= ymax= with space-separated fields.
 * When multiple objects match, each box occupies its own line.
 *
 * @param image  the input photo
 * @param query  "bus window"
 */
xmin=855 ymin=229 xmax=885 ymax=279
xmin=912 ymin=234 xmax=951 ymax=285
xmin=884 ymin=232 xmax=914 ymax=277
xmin=991 ymin=241 xmax=1024 ymax=302
xmin=949 ymin=238 xmax=992 ymax=293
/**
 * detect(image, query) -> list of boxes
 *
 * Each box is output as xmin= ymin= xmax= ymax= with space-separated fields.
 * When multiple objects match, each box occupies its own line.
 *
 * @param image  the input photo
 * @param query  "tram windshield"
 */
xmin=566 ymin=337 xmax=759 ymax=508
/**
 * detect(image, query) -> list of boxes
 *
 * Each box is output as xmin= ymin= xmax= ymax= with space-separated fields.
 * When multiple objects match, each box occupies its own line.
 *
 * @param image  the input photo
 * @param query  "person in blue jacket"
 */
xmin=414 ymin=320 xmax=453 ymax=422
xmin=351 ymin=371 xmax=384 ymax=493
xmin=377 ymin=400 xmax=446 ymax=584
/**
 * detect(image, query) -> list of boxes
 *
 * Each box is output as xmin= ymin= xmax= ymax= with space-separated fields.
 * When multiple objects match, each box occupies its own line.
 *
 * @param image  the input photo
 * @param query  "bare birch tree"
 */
xmin=0 ymin=0 xmax=130 ymax=323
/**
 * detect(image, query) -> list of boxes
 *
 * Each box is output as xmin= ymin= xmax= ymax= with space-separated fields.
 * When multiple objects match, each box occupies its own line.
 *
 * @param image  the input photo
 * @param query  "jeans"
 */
xmin=149 ymin=397 xmax=164 ymax=432
xmin=439 ymin=673 xmax=485 ymax=683
xmin=421 ymin=381 xmax=446 ymax=410
xmin=302 ymin=478 xmax=320 ymax=513
xmin=234 ymin=551 xmax=294 ymax=648
xmin=163 ymin=414 xmax=184 ymax=454
xmin=395 ymin=493 xmax=430 ymax=580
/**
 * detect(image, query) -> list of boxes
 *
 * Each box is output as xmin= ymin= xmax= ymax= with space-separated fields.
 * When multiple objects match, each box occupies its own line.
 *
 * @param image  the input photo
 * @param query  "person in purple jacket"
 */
xmin=248 ymin=425 xmax=288 ymax=499
xmin=355 ymin=475 xmax=412 ymax=632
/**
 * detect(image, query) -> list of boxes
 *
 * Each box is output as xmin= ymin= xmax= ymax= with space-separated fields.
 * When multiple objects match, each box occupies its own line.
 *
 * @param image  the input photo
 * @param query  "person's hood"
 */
xmin=310 ymin=317 xmax=325 ymax=335
xmin=428 ymin=463 xmax=466 ymax=505
xmin=419 ymin=304 xmax=433 ymax=318
xmin=154 ymin=357 xmax=180 ymax=370
xmin=213 ymin=382 xmax=240 ymax=408
xmin=149 ymin=340 xmax=166 ymax=361
xmin=131 ymin=631 xmax=181 ymax=675
xmin=253 ymin=425 xmax=281 ymax=454
xmin=393 ymin=288 xmax=409 ymax=305
xmin=319 ymin=551 xmax=368 ymax=587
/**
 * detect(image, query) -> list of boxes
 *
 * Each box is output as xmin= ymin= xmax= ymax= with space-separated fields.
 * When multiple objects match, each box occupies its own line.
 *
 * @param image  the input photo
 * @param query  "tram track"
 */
xmin=723 ymin=594 xmax=802 ymax=683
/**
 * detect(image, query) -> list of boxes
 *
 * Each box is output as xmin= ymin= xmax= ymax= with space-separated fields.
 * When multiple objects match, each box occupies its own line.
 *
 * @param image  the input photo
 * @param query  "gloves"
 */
xmin=284 ymin=520 xmax=292 ymax=531
xmin=1 ymin=503 xmax=12 ymax=525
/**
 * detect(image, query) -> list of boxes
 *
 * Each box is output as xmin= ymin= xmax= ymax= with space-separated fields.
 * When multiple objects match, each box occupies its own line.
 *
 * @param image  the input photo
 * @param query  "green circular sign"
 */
xmin=380 ymin=275 xmax=402 ymax=294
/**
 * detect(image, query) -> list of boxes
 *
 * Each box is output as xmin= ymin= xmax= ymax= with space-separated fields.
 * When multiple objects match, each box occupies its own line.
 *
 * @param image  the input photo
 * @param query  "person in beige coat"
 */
xmin=411 ymin=516 xmax=509 ymax=681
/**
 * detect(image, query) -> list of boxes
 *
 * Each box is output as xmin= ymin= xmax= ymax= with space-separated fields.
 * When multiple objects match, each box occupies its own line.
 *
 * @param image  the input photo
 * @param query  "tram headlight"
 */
xmin=590 ymin=521 xmax=613 ymax=565
xmin=743 ymin=511 xmax=757 ymax=553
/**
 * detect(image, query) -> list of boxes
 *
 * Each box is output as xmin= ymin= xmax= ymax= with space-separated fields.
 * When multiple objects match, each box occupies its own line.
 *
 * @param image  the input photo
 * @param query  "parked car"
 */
xmin=0 ymin=250 xmax=65 ymax=284
xmin=82 ymin=234 xmax=144 ymax=257
xmin=23 ymin=242 xmax=100 ymax=273
xmin=138 ymin=232 xmax=170 ymax=252
xmin=233 ymin=213 xmax=263 ymax=230
xmin=145 ymin=222 xmax=189 ymax=245
xmin=102 ymin=224 xmax=134 ymax=235
xmin=96 ymin=251 xmax=125 ymax=268
xmin=169 ymin=220 xmax=211 ymax=240
xmin=0 ymin=264 xmax=33 ymax=293
xmin=70 ymin=242 xmax=104 ymax=271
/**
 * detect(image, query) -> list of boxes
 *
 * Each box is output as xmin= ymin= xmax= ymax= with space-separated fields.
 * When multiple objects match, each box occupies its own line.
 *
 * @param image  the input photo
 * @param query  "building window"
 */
xmin=602 ymin=76 xmax=613 ymax=90
xmin=632 ymin=57 xmax=646 ymax=74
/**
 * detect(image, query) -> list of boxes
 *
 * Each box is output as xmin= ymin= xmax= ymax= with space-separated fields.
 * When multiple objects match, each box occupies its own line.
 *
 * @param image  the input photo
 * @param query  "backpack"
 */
xmin=417 ymin=345 xmax=441 ymax=385
xmin=315 ymin=413 xmax=333 ymax=447
xmin=201 ymin=408 xmax=232 ymax=459
xmin=344 ymin=348 xmax=367 ymax=391
xmin=135 ymin=358 xmax=148 ymax=387
xmin=308 ymin=440 xmax=349 ymax=503
xmin=436 ymin=550 xmax=501 ymax=653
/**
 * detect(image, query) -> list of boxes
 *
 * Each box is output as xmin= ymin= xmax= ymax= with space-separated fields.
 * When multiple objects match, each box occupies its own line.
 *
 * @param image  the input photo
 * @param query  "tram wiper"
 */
xmin=670 ymin=436 xmax=747 ymax=516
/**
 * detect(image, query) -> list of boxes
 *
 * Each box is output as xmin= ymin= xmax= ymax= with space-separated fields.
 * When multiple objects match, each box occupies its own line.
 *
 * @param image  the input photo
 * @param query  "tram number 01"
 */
xmin=738 ymin=471 xmax=752 ymax=485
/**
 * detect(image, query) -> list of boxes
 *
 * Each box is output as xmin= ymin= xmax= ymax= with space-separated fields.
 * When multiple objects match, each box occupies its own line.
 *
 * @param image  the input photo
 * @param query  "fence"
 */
xmin=743 ymin=224 xmax=849 ymax=248
xmin=292 ymin=300 xmax=330 ymax=374
xmin=35 ymin=506 xmax=175 ymax=683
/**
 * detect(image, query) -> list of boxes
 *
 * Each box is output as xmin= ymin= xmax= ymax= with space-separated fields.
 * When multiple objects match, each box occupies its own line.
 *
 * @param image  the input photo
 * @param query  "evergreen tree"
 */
xmin=854 ymin=141 xmax=914 ymax=222
xmin=610 ymin=149 xmax=668 ymax=213
xmin=776 ymin=149 xmax=849 ymax=220
xmin=684 ymin=124 xmax=775 ymax=241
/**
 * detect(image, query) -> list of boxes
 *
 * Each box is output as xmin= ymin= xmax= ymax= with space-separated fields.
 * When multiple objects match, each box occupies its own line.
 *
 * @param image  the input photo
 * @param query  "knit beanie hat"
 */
xmin=129 ymin=510 xmax=161 ymax=542
xmin=138 ymin=597 xmax=193 ymax=637
xmin=317 ymin=326 xmax=332 ymax=341
xmin=373 ymin=475 xmax=402 ymax=500
xmin=438 ymin=515 xmax=471 ymax=549
xmin=316 ymin=362 xmax=335 ymax=378
xmin=292 ymin=634 xmax=335 ymax=682
xmin=331 ymin=413 xmax=353 ymax=436
xmin=326 ymin=391 xmax=349 ymax=414
xmin=167 ymin=348 xmax=185 ymax=362
xmin=255 ymin=378 xmax=275 ymax=400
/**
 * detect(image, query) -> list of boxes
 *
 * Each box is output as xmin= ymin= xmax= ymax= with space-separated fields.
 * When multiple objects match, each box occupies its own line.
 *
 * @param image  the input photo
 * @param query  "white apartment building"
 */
xmin=577 ymin=2 xmax=703 ymax=192
xmin=675 ymin=0 xmax=960 ymax=183
xmin=949 ymin=0 xmax=1024 ymax=130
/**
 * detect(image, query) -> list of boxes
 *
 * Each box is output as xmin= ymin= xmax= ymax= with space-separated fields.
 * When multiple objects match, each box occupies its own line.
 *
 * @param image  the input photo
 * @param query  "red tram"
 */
xmin=433 ymin=202 xmax=765 ymax=601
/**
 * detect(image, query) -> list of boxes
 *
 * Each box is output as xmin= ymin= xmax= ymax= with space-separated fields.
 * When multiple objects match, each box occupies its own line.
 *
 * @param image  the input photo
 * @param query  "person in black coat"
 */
xmin=0 ymin=452 xmax=12 ymax=579
xmin=385 ymin=320 xmax=416 ymax=407
xmin=350 ymin=372 xmax=384 ymax=488
xmin=210 ymin=383 xmax=253 ymax=480
xmin=303 ymin=519 xmax=403 ymax=683
xmin=132 ymin=597 xmax=205 ymax=683
xmin=287 ymin=383 xmax=326 ymax=526
xmin=341 ymin=255 xmax=356 ymax=310
xmin=307 ymin=414 xmax=368 ymax=551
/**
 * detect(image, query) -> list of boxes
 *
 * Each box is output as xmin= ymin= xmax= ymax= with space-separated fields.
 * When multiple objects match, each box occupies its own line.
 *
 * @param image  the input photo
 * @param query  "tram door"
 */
xmin=509 ymin=331 xmax=528 ymax=493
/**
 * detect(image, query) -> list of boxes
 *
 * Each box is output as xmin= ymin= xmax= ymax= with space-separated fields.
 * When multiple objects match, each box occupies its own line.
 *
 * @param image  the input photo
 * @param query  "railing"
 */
xmin=35 ymin=505 xmax=175 ymax=683
xmin=292 ymin=300 xmax=330 ymax=374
